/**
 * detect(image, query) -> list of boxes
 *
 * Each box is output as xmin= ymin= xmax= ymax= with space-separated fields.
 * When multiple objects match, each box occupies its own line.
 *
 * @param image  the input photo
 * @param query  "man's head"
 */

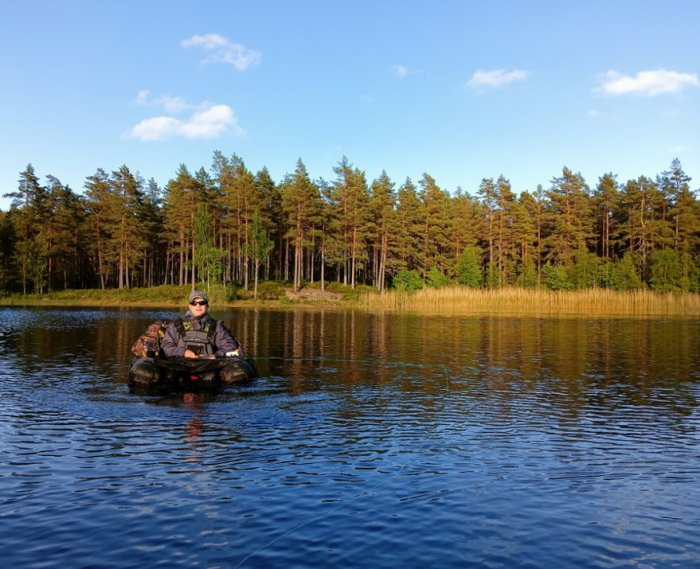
xmin=188 ymin=290 xmax=209 ymax=317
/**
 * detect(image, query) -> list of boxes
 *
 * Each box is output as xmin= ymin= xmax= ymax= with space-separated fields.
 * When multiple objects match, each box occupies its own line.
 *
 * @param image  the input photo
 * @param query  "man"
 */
xmin=161 ymin=290 xmax=241 ymax=359
xmin=160 ymin=290 xmax=249 ymax=383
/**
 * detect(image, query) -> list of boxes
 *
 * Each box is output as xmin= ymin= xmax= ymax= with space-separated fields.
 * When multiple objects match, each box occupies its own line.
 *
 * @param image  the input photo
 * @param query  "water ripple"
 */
xmin=1 ymin=310 xmax=700 ymax=568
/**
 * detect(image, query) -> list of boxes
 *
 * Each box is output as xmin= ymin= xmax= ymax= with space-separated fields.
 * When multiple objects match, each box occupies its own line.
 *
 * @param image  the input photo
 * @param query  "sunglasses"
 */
xmin=189 ymin=300 xmax=208 ymax=306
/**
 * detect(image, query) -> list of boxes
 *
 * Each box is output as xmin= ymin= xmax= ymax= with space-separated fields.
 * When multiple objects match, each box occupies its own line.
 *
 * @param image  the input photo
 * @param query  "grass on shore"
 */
xmin=0 ymin=281 xmax=362 ymax=308
xmin=0 ymin=284 xmax=198 ymax=307
xmin=1 ymin=283 xmax=699 ymax=317
xmin=358 ymin=286 xmax=700 ymax=317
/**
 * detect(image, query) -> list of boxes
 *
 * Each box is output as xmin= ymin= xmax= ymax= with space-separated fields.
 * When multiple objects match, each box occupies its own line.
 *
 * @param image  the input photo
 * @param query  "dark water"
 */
xmin=1 ymin=307 xmax=699 ymax=568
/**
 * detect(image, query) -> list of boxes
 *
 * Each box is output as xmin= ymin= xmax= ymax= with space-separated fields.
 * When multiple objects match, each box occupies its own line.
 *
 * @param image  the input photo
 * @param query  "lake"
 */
xmin=1 ymin=306 xmax=699 ymax=568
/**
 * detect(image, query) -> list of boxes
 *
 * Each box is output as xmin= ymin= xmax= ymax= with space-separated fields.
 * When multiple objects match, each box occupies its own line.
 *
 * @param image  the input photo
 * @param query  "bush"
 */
xmin=516 ymin=257 xmax=539 ymax=289
xmin=650 ymin=249 xmax=685 ymax=292
xmin=542 ymin=263 xmax=573 ymax=290
xmin=456 ymin=247 xmax=482 ymax=288
xmin=392 ymin=269 xmax=423 ymax=292
xmin=569 ymin=251 xmax=602 ymax=289
xmin=691 ymin=257 xmax=700 ymax=293
xmin=609 ymin=254 xmax=644 ymax=291
xmin=426 ymin=267 xmax=451 ymax=288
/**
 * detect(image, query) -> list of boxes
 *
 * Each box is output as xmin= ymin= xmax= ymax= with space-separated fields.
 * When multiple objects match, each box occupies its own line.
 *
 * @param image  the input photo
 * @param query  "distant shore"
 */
xmin=358 ymin=286 xmax=700 ymax=317
xmin=1 ymin=283 xmax=699 ymax=317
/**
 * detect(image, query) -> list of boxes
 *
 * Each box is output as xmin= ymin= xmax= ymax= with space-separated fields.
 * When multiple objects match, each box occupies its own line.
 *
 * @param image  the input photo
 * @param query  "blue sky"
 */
xmin=2 ymin=1 xmax=699 ymax=210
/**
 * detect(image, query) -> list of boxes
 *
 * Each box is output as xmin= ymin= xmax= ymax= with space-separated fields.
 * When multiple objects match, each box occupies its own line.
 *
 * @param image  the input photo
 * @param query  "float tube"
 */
xmin=129 ymin=355 xmax=257 ymax=390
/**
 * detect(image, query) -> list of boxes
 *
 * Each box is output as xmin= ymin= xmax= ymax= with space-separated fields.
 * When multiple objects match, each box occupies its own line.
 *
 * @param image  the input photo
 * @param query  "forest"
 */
xmin=1 ymin=153 xmax=699 ymax=297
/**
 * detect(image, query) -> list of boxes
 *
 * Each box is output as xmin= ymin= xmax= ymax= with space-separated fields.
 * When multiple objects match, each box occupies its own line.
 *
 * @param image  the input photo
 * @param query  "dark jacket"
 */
xmin=160 ymin=311 xmax=239 ymax=358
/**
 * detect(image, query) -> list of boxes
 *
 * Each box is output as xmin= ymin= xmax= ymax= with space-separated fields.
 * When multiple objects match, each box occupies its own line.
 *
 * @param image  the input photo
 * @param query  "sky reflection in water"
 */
xmin=0 ymin=307 xmax=698 ymax=568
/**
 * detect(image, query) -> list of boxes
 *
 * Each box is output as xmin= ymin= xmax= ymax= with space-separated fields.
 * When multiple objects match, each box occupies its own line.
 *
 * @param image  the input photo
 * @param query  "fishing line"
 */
xmin=233 ymin=355 xmax=454 ymax=568
xmin=251 ymin=354 xmax=451 ymax=389
xmin=234 ymin=433 xmax=451 ymax=569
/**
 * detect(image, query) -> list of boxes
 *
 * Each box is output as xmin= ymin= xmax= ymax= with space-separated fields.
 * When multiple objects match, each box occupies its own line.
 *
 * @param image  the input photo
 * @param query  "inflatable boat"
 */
xmin=129 ymin=355 xmax=257 ymax=390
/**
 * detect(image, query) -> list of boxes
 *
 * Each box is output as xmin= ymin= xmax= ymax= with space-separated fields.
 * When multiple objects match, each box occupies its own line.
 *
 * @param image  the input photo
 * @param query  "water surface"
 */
xmin=1 ymin=307 xmax=699 ymax=568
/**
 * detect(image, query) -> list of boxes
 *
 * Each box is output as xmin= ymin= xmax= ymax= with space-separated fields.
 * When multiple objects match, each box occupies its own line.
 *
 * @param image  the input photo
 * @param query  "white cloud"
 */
xmin=181 ymin=33 xmax=230 ymax=50
xmin=468 ymin=69 xmax=529 ymax=89
xmin=181 ymin=33 xmax=262 ymax=71
xmin=392 ymin=64 xmax=410 ymax=78
xmin=135 ymin=90 xmax=150 ymax=105
xmin=599 ymin=69 xmax=698 ymax=96
xmin=135 ymin=90 xmax=191 ymax=113
xmin=128 ymin=103 xmax=243 ymax=141
xmin=586 ymin=109 xmax=600 ymax=118
xmin=129 ymin=116 xmax=183 ymax=141
xmin=181 ymin=104 xmax=240 ymax=138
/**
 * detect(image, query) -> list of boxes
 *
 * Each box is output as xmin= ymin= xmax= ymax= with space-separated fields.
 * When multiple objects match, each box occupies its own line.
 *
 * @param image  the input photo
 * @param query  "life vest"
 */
xmin=131 ymin=320 xmax=170 ymax=358
xmin=174 ymin=317 xmax=218 ymax=357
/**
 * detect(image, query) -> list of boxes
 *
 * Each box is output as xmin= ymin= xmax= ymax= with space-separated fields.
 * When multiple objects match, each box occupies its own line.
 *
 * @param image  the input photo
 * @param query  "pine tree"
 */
xmin=254 ymin=167 xmax=282 ymax=280
xmin=4 ymin=165 xmax=45 ymax=293
xmin=281 ymin=159 xmax=321 ymax=291
xmin=107 ymin=166 xmax=149 ymax=289
xmin=659 ymin=159 xmax=699 ymax=282
xmin=0 ymin=210 xmax=13 ymax=290
xmin=194 ymin=202 xmax=223 ymax=291
xmin=618 ymin=176 xmax=673 ymax=281
xmin=492 ymin=175 xmax=518 ymax=287
xmin=418 ymin=173 xmax=453 ymax=280
xmin=450 ymin=188 xmax=480 ymax=261
xmin=43 ymin=175 xmax=82 ymax=291
xmin=329 ymin=157 xmax=371 ymax=288
xmin=369 ymin=170 xmax=397 ymax=291
xmin=477 ymin=177 xmax=497 ymax=284
xmin=140 ymin=178 xmax=165 ymax=287
xmin=246 ymin=209 xmax=274 ymax=299
xmin=544 ymin=167 xmax=594 ymax=267
xmin=84 ymin=169 xmax=113 ymax=289
xmin=593 ymin=173 xmax=620 ymax=260
xmin=513 ymin=190 xmax=540 ymax=287
xmin=162 ymin=164 xmax=203 ymax=287
xmin=393 ymin=178 xmax=423 ymax=275
xmin=213 ymin=153 xmax=262 ymax=287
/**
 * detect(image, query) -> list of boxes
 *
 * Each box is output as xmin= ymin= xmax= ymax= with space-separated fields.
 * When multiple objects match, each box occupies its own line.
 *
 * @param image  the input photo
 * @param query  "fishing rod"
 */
xmin=248 ymin=354 xmax=452 ymax=386
xmin=252 ymin=354 xmax=444 ymax=365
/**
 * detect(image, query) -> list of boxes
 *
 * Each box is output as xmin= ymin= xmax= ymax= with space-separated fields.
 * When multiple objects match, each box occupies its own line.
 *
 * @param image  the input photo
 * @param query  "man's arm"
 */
xmin=160 ymin=321 xmax=186 ymax=358
xmin=213 ymin=321 xmax=240 ymax=357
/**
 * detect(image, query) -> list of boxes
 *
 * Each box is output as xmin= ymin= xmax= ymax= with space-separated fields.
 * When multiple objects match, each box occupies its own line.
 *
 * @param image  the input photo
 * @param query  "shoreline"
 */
xmin=1 ymin=285 xmax=699 ymax=317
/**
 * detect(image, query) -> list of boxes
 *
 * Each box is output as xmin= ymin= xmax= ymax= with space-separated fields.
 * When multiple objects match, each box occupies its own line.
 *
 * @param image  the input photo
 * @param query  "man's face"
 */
xmin=189 ymin=297 xmax=209 ymax=317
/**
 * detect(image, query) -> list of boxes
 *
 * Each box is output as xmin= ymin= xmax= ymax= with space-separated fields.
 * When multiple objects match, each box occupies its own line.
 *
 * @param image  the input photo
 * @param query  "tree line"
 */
xmin=1 ymin=153 xmax=699 ymax=296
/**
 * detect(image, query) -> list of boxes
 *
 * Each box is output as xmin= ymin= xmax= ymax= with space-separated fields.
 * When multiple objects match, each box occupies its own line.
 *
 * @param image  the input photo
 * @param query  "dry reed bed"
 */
xmin=358 ymin=287 xmax=700 ymax=317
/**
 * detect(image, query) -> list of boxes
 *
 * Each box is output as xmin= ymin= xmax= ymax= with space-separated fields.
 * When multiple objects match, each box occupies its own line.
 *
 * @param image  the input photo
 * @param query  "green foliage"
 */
xmin=392 ymin=269 xmax=423 ymax=292
xmin=609 ymin=254 xmax=644 ymax=291
xmin=456 ymin=246 xmax=482 ymax=288
xmin=568 ymin=251 xmax=602 ymax=289
xmin=246 ymin=209 xmax=275 ymax=298
xmin=650 ymin=248 xmax=687 ymax=292
xmin=23 ymin=234 xmax=49 ymax=294
xmin=544 ymin=167 xmax=594 ymax=266
xmin=515 ymin=256 xmax=539 ymax=289
xmin=418 ymin=174 xmax=453 ymax=276
xmin=426 ymin=267 xmax=451 ymax=288
xmin=281 ymin=159 xmax=322 ymax=291
xmin=194 ymin=202 xmax=224 ymax=289
xmin=247 ymin=280 xmax=285 ymax=300
xmin=690 ymin=257 xmax=700 ymax=293
xmin=1 ymin=157 xmax=699 ymax=298
xmin=542 ymin=263 xmax=573 ymax=290
xmin=246 ymin=209 xmax=274 ymax=266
